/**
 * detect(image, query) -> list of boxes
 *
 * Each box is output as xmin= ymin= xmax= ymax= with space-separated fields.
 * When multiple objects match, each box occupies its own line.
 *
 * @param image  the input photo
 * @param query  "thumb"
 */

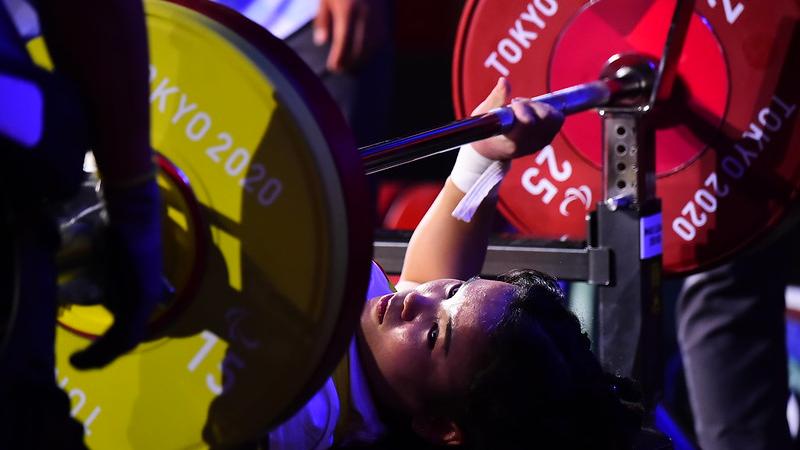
xmin=69 ymin=322 xmax=142 ymax=370
xmin=471 ymin=77 xmax=511 ymax=115
xmin=313 ymin=0 xmax=331 ymax=45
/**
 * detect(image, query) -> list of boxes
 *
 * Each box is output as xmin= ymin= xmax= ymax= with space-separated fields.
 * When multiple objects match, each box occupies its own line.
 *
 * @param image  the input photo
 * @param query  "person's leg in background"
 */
xmin=284 ymin=7 xmax=394 ymax=226
xmin=284 ymin=15 xmax=394 ymax=147
xmin=677 ymin=232 xmax=797 ymax=450
xmin=0 ymin=206 xmax=87 ymax=449
xmin=1 ymin=6 xmax=86 ymax=446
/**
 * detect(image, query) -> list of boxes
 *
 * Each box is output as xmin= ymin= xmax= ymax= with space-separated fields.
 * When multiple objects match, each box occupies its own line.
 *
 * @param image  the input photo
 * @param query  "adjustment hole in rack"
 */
xmin=616 ymin=144 xmax=626 ymax=154
xmin=617 ymin=162 xmax=626 ymax=171
xmin=617 ymin=180 xmax=626 ymax=189
xmin=616 ymin=126 xmax=626 ymax=136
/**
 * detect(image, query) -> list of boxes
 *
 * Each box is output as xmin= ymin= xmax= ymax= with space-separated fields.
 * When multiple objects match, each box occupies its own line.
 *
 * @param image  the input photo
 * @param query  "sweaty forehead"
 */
xmin=416 ymin=278 xmax=460 ymax=294
xmin=447 ymin=279 xmax=514 ymax=333
xmin=398 ymin=278 xmax=517 ymax=405
xmin=433 ymin=280 xmax=515 ymax=394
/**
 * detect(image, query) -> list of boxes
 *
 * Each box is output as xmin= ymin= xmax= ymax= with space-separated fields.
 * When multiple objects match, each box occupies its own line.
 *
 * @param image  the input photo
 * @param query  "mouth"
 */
xmin=375 ymin=293 xmax=392 ymax=325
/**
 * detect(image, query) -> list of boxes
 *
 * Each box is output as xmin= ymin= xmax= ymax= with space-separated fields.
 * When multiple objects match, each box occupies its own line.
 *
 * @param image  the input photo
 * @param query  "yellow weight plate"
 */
xmin=32 ymin=0 xmax=372 ymax=447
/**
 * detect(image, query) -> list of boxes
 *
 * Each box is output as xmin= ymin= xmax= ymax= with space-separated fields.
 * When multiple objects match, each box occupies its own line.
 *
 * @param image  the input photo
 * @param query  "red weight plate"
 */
xmin=453 ymin=0 xmax=800 ymax=275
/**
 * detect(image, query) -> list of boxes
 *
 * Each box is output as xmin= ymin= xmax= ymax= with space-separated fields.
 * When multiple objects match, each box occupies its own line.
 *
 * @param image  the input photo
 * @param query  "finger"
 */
xmin=313 ymin=0 xmax=331 ymax=45
xmin=529 ymin=101 xmax=563 ymax=123
xmin=500 ymin=77 xmax=512 ymax=104
xmin=69 ymin=322 xmax=143 ymax=370
xmin=70 ymin=277 xmax=171 ymax=370
xmin=510 ymin=101 xmax=537 ymax=125
xmin=327 ymin=2 xmax=357 ymax=72
xmin=530 ymin=101 xmax=564 ymax=138
xmin=528 ymin=101 xmax=564 ymax=147
xmin=472 ymin=77 xmax=510 ymax=115
xmin=505 ymin=102 xmax=538 ymax=155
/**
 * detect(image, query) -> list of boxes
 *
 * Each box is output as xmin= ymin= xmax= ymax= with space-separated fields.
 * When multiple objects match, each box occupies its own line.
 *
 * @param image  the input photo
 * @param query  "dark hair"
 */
xmin=454 ymin=269 xmax=643 ymax=450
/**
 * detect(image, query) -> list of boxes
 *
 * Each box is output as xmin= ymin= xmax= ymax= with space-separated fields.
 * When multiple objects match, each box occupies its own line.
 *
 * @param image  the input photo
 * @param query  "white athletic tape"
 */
xmin=450 ymin=144 xmax=509 ymax=222
xmin=449 ymin=143 xmax=494 ymax=193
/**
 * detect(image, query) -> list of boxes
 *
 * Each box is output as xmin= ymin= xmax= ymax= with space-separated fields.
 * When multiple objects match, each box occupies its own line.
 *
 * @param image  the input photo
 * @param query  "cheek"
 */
xmin=372 ymin=328 xmax=424 ymax=374
xmin=377 ymin=327 xmax=414 ymax=357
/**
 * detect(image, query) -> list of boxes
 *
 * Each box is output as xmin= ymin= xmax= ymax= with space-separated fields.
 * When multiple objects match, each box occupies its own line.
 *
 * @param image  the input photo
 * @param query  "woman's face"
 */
xmin=357 ymin=277 xmax=515 ymax=415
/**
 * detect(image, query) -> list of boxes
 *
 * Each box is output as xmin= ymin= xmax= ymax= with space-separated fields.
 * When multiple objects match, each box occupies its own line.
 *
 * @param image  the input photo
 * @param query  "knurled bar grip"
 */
xmin=360 ymin=74 xmax=645 ymax=175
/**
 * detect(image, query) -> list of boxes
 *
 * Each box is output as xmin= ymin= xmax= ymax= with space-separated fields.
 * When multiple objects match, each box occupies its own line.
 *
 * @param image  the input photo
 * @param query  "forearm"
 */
xmin=396 ymin=78 xmax=562 ymax=286
xmin=399 ymin=178 xmax=497 ymax=284
xmin=37 ymin=0 xmax=152 ymax=185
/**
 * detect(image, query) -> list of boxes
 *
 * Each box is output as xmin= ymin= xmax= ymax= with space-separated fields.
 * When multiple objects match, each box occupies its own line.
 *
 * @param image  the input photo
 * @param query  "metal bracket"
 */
xmin=595 ymin=107 xmax=663 ymax=407
xmin=374 ymin=236 xmax=611 ymax=284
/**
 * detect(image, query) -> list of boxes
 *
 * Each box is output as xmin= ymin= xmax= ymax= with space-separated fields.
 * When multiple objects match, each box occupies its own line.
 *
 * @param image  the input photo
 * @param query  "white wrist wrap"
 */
xmin=449 ymin=144 xmax=510 ymax=223
xmin=449 ymin=144 xmax=494 ymax=193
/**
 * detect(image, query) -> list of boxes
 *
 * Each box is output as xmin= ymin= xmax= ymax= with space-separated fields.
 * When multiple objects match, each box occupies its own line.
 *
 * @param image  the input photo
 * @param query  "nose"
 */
xmin=400 ymin=291 xmax=433 ymax=322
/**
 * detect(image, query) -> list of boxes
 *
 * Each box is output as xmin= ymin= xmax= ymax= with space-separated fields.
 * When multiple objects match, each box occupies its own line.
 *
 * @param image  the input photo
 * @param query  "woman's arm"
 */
xmin=398 ymin=78 xmax=563 ymax=288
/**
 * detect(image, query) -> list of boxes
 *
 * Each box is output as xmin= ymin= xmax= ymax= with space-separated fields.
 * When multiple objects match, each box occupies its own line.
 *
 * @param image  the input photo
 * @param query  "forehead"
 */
xmin=427 ymin=278 xmax=516 ymax=394
xmin=417 ymin=278 xmax=515 ymax=325
xmin=455 ymin=280 xmax=513 ymax=332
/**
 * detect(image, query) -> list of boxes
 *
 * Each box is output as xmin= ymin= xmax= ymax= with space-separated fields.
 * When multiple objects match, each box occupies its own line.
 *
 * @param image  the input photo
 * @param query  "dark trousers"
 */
xmin=677 ymin=231 xmax=798 ymax=450
xmin=1 ymin=9 xmax=87 ymax=445
xmin=284 ymin=21 xmax=394 ymax=147
xmin=0 ymin=208 xmax=87 ymax=449
xmin=283 ymin=20 xmax=394 ymax=226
